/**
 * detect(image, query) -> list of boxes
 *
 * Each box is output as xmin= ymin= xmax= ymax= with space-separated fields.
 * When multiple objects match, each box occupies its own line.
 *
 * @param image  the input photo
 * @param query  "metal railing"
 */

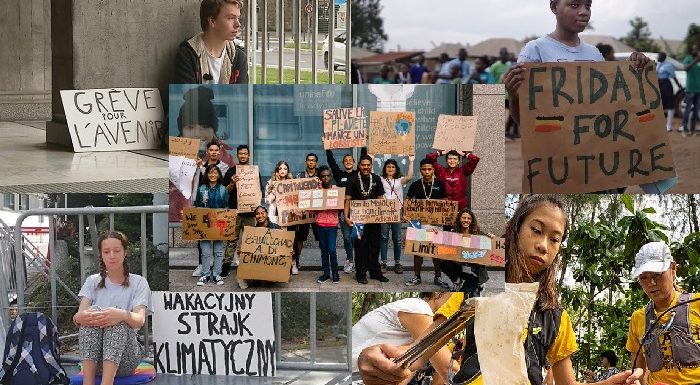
xmin=245 ymin=0 xmax=352 ymax=84
xmin=274 ymin=292 xmax=353 ymax=372
xmin=0 ymin=205 xmax=168 ymax=355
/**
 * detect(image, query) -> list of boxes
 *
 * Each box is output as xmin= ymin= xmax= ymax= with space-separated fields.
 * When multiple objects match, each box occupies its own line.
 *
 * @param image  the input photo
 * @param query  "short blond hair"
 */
xmin=200 ymin=0 xmax=244 ymax=31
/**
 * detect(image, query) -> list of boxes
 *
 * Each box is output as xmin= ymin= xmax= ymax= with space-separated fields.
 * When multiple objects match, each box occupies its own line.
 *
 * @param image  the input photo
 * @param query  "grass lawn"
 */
xmin=255 ymin=66 xmax=346 ymax=84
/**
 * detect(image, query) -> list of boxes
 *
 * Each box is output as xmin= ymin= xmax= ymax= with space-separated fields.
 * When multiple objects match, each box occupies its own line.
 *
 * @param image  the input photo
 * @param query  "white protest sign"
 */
xmin=169 ymin=155 xmax=199 ymax=199
xmin=60 ymin=88 xmax=164 ymax=152
xmin=152 ymin=292 xmax=275 ymax=376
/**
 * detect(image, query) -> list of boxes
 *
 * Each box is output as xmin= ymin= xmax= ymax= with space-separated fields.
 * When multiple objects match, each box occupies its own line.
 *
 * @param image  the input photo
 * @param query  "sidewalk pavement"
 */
xmin=0 ymin=121 xmax=167 ymax=192
xmin=169 ymin=246 xmax=505 ymax=293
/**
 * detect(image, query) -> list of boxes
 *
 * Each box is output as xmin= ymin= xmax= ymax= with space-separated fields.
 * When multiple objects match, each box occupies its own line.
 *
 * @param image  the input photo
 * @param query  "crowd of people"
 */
xmin=181 ymin=124 xmax=486 ymax=290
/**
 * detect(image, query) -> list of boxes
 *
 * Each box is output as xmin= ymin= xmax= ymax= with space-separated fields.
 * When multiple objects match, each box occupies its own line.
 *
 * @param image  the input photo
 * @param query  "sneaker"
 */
xmin=678 ymin=126 xmax=684 ymax=132
xmin=434 ymin=276 xmax=451 ymax=289
xmin=344 ymin=261 xmax=354 ymax=274
xmin=196 ymin=276 xmax=208 ymax=286
xmin=333 ymin=276 xmax=340 ymax=284
xmin=192 ymin=265 xmax=202 ymax=277
xmin=237 ymin=278 xmax=249 ymax=289
xmin=682 ymin=131 xmax=689 ymax=137
xmin=394 ymin=263 xmax=403 ymax=274
xmin=233 ymin=255 xmax=240 ymax=266
xmin=317 ymin=275 xmax=330 ymax=284
xmin=667 ymin=127 xmax=672 ymax=132
xmin=405 ymin=276 xmax=421 ymax=286
xmin=380 ymin=262 xmax=388 ymax=274
xmin=220 ymin=263 xmax=231 ymax=278
xmin=214 ymin=276 xmax=225 ymax=286
xmin=356 ymin=276 xmax=368 ymax=284
xmin=291 ymin=261 xmax=299 ymax=275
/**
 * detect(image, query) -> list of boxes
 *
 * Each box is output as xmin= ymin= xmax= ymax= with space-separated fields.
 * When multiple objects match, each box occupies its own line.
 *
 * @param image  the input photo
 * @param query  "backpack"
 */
xmin=0 ymin=312 xmax=68 ymax=385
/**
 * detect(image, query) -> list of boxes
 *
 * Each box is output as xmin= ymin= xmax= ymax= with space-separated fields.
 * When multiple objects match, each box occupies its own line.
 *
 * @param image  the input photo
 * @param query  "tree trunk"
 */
xmin=360 ymin=293 xmax=376 ymax=318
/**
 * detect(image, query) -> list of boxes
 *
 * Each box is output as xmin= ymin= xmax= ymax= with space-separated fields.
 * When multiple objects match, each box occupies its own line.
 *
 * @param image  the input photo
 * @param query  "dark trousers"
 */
xmin=354 ymin=223 xmax=381 ymax=279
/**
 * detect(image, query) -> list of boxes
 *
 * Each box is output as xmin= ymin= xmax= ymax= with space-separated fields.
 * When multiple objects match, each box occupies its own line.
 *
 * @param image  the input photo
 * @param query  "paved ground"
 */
xmin=169 ymin=246 xmax=505 ymax=293
xmin=505 ymin=117 xmax=700 ymax=194
xmin=64 ymin=364 xmax=352 ymax=385
xmin=0 ymin=121 xmax=167 ymax=193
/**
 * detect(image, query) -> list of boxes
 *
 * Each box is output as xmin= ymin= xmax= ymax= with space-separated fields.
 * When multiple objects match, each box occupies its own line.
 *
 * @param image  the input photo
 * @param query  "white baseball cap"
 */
xmin=631 ymin=242 xmax=672 ymax=278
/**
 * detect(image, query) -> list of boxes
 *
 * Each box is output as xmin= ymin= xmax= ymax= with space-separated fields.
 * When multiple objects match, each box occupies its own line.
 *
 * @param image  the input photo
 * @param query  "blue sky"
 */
xmin=379 ymin=0 xmax=698 ymax=51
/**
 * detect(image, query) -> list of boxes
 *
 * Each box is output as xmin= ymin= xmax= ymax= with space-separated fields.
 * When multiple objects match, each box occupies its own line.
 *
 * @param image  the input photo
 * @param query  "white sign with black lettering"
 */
xmin=60 ymin=88 xmax=164 ymax=152
xmin=151 ymin=292 xmax=275 ymax=377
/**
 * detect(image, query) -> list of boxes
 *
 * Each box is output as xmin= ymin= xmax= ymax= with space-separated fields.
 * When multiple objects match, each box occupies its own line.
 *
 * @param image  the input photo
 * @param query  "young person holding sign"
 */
xmin=73 ymin=232 xmax=152 ymax=385
xmin=441 ymin=208 xmax=491 ymax=296
xmin=379 ymin=157 xmax=415 ymax=274
xmin=293 ymin=153 xmax=320 ymax=275
xmin=344 ymin=155 xmax=390 ymax=285
xmin=404 ymin=159 xmax=449 ymax=289
xmin=174 ymin=0 xmax=248 ymax=84
xmin=194 ymin=164 xmax=228 ymax=286
xmin=314 ymin=166 xmax=342 ymax=284
xmin=425 ymin=150 xmax=479 ymax=212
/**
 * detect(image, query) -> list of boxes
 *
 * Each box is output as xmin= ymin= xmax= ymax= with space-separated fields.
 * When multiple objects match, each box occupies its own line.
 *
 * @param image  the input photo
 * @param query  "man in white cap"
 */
xmin=625 ymin=241 xmax=700 ymax=385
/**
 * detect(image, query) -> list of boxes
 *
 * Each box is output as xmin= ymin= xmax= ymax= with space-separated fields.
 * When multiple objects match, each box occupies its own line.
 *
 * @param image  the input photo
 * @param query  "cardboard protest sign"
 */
xmin=169 ymin=156 xmax=199 ymax=199
xmin=236 ymin=165 xmax=262 ymax=213
xmin=181 ymin=208 xmax=237 ymax=241
xmin=169 ymin=136 xmax=200 ymax=159
xmin=349 ymin=199 xmax=401 ymax=223
xmin=60 ymin=88 xmax=164 ymax=152
xmin=519 ymin=62 xmax=676 ymax=193
xmin=271 ymin=178 xmax=319 ymax=226
xmin=297 ymin=188 xmax=345 ymax=210
xmin=237 ymin=227 xmax=295 ymax=283
xmin=403 ymin=199 xmax=459 ymax=225
xmin=323 ymin=107 xmax=367 ymax=149
xmin=151 ymin=292 xmax=275 ymax=376
xmin=432 ymin=115 xmax=477 ymax=152
xmin=403 ymin=228 xmax=505 ymax=267
xmin=368 ymin=111 xmax=416 ymax=155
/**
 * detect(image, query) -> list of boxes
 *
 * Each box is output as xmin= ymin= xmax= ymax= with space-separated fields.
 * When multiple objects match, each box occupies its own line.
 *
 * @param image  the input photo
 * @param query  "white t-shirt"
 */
xmin=78 ymin=273 xmax=153 ymax=316
xmin=518 ymin=35 xmax=604 ymax=63
xmin=351 ymin=298 xmax=433 ymax=371
xmin=381 ymin=176 xmax=404 ymax=206
xmin=205 ymin=48 xmax=226 ymax=84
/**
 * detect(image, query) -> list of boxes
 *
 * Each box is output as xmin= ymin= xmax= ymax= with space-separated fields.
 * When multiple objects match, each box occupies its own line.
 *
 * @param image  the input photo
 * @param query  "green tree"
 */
xmin=621 ymin=17 xmax=660 ymax=52
xmin=350 ymin=0 xmax=388 ymax=52
xmin=680 ymin=23 xmax=700 ymax=58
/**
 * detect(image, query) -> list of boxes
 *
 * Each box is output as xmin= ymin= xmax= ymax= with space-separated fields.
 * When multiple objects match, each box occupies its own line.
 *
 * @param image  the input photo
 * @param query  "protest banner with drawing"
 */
xmin=323 ymin=107 xmax=367 ymax=149
xmin=368 ymin=111 xmax=416 ymax=155
xmin=152 ymin=292 xmax=275 ymax=376
xmin=181 ymin=208 xmax=237 ymax=241
xmin=169 ymin=136 xmax=200 ymax=199
xmin=349 ymin=199 xmax=401 ymax=223
xmin=519 ymin=62 xmax=676 ymax=193
xmin=61 ymin=88 xmax=164 ymax=152
xmin=403 ymin=228 xmax=505 ymax=267
xmin=297 ymin=188 xmax=345 ymax=210
xmin=403 ymin=199 xmax=459 ymax=225
xmin=236 ymin=165 xmax=262 ymax=213
xmin=432 ymin=115 xmax=477 ymax=152
xmin=237 ymin=226 xmax=295 ymax=282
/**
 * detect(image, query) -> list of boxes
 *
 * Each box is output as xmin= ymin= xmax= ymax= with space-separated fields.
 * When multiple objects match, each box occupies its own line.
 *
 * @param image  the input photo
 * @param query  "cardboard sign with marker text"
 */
xmin=181 ymin=208 xmax=237 ymax=241
xmin=271 ymin=178 xmax=318 ymax=226
xmin=349 ymin=199 xmax=401 ymax=223
xmin=519 ymin=62 xmax=676 ymax=193
xmin=61 ymin=88 xmax=164 ymax=152
xmin=403 ymin=199 xmax=459 ymax=225
xmin=236 ymin=165 xmax=262 ymax=213
xmin=237 ymin=226 xmax=295 ymax=282
xmin=432 ymin=115 xmax=477 ymax=152
xmin=323 ymin=107 xmax=367 ymax=149
xmin=169 ymin=136 xmax=200 ymax=159
xmin=403 ymin=228 xmax=505 ymax=267
xmin=368 ymin=111 xmax=416 ymax=155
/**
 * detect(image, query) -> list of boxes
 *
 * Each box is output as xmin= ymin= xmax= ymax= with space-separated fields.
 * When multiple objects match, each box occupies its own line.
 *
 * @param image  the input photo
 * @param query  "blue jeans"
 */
xmin=380 ymin=222 xmax=402 ymax=263
xmin=200 ymin=240 xmax=224 ymax=278
xmin=315 ymin=225 xmax=339 ymax=279
xmin=338 ymin=212 xmax=354 ymax=262
xmin=683 ymin=91 xmax=699 ymax=133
